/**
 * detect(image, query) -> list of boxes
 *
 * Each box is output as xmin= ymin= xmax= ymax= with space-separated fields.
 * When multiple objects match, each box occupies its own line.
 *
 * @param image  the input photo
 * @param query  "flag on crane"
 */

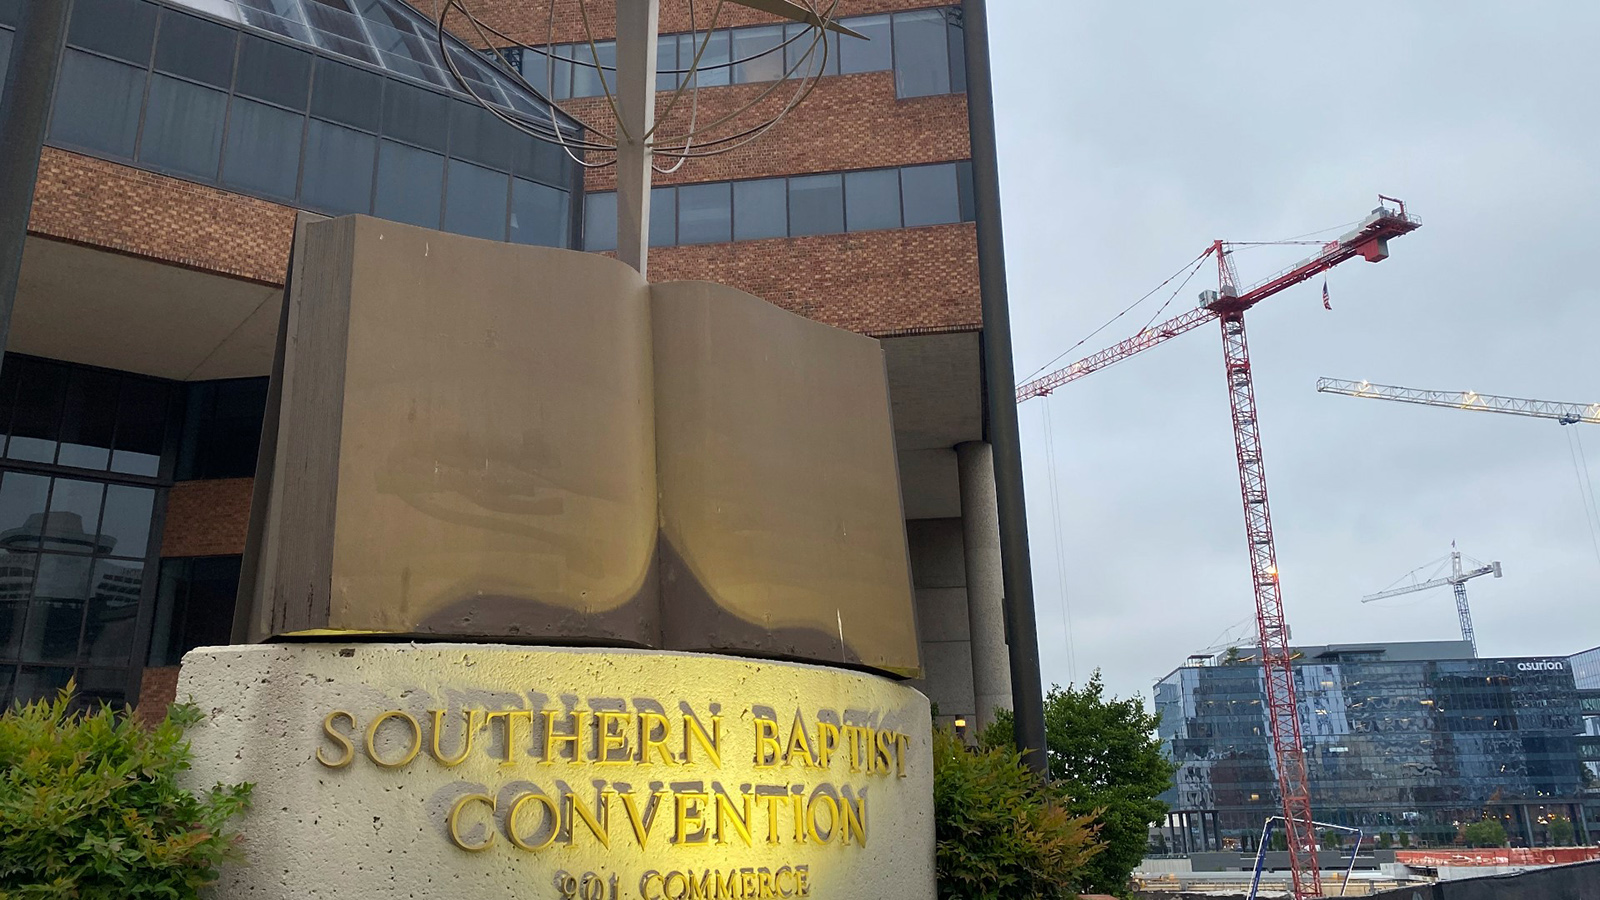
xmin=1322 ymin=277 xmax=1332 ymax=310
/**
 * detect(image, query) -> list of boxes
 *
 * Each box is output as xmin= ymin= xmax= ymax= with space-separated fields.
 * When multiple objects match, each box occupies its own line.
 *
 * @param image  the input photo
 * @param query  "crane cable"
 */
xmin=1040 ymin=397 xmax=1079 ymax=683
xmin=1565 ymin=426 xmax=1600 ymax=570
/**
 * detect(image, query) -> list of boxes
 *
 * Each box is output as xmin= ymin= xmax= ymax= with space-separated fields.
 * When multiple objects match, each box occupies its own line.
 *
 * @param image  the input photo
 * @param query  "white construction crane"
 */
xmin=1316 ymin=378 xmax=1600 ymax=426
xmin=1362 ymin=545 xmax=1502 ymax=656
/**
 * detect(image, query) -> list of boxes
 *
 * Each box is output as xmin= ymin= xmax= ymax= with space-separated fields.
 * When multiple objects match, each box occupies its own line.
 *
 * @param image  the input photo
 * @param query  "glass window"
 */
xmin=0 ymin=30 xmax=11 ymax=79
xmin=838 ymin=15 xmax=891 ymax=75
xmin=45 ymin=480 xmax=104 ymax=550
xmin=139 ymin=75 xmax=228 ymax=180
xmin=82 ymin=559 xmax=143 ymax=665
xmin=732 ymin=25 xmax=784 ymax=84
xmin=891 ymin=9 xmax=951 ymax=97
xmin=681 ymin=31 xmax=729 ymax=87
xmin=845 ymin=169 xmax=901 ymax=232
xmin=569 ymin=39 xmax=615 ymax=98
xmin=57 ymin=369 xmax=118 ymax=472
xmin=510 ymin=179 xmax=569 ymax=248
xmin=677 ymin=182 xmax=731 ymax=245
xmin=584 ymin=192 xmax=618 ymax=252
xmin=381 ymin=80 xmax=448 ymax=151
xmin=148 ymin=556 xmax=240 ymax=667
xmin=67 ymin=0 xmax=157 ymax=64
xmin=442 ymin=159 xmax=508 ymax=241
xmin=222 ymin=98 xmax=304 ymax=199
xmin=301 ymin=119 xmax=375 ymax=214
xmin=302 ymin=0 xmax=378 ymax=64
xmin=8 ymin=362 xmax=66 ymax=464
xmin=98 ymin=485 xmax=154 ymax=560
xmin=110 ymin=378 xmax=169 ymax=477
xmin=947 ymin=12 xmax=966 ymax=94
xmin=310 ymin=58 xmax=382 ymax=132
xmin=237 ymin=32 xmax=311 ymax=109
xmin=900 ymin=162 xmax=960 ymax=226
xmin=655 ymin=33 xmax=679 ymax=91
xmin=649 ymin=186 xmax=676 ymax=247
xmin=512 ymin=136 xmax=568 ymax=188
xmin=13 ymin=666 xmax=73 ymax=706
xmin=176 ymin=378 xmax=268 ymax=481
xmin=50 ymin=50 xmax=146 ymax=158
xmin=520 ymin=46 xmax=572 ymax=100
xmin=448 ymin=101 xmax=512 ymax=171
xmin=784 ymin=23 xmax=838 ymax=77
xmin=956 ymin=160 xmax=977 ymax=222
xmin=733 ymin=178 xmax=786 ymax=241
xmin=21 ymin=554 xmax=93 ymax=662
xmin=0 ymin=473 xmax=50 ymax=541
xmin=374 ymin=140 xmax=444 ymax=228
xmin=154 ymin=10 xmax=236 ymax=87
xmin=788 ymin=173 xmax=843 ymax=236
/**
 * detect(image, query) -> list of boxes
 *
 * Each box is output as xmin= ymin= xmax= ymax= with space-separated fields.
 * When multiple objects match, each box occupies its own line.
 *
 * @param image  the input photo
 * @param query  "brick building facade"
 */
xmin=0 ymin=0 xmax=1011 ymax=732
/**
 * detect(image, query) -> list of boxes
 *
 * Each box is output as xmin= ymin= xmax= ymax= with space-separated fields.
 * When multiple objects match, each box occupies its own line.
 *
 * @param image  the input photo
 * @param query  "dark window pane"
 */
xmin=569 ymin=39 xmax=615 ymax=98
xmin=83 ymin=560 xmax=144 ymax=665
xmin=733 ymin=178 xmax=786 ymax=241
xmin=21 ymin=553 xmax=95 ymax=662
xmin=68 ymin=0 xmax=156 ymax=64
xmin=140 ymin=75 xmax=228 ymax=180
xmin=449 ymin=101 xmax=512 ymax=170
xmin=681 ymin=31 xmax=729 ymax=87
xmin=381 ymin=80 xmax=447 ymax=151
xmin=99 ymin=485 xmax=154 ymax=560
xmin=176 ymin=378 xmax=267 ymax=480
xmin=13 ymin=666 xmax=72 ymax=707
xmin=677 ymin=182 xmax=730 ymax=245
xmin=222 ymin=98 xmax=303 ymax=199
xmin=510 ymin=179 xmax=569 ymax=248
xmin=732 ymin=25 xmax=784 ymax=84
xmin=512 ymin=136 xmax=567 ymax=187
xmin=237 ymin=32 xmax=311 ymax=109
xmin=788 ymin=173 xmax=843 ymax=236
xmin=50 ymin=50 xmax=145 ymax=158
xmin=520 ymin=46 xmax=572 ymax=100
xmin=784 ymin=23 xmax=838 ymax=77
xmin=310 ymin=59 xmax=382 ymax=131
xmin=374 ymin=140 xmax=443 ymax=228
xmin=148 ymin=560 xmax=184 ymax=666
xmin=442 ymin=159 xmax=508 ymax=241
xmin=0 ymin=359 xmax=17 ymax=447
xmin=838 ymin=15 xmax=891 ymax=75
xmin=236 ymin=0 xmax=313 ymax=45
xmin=956 ymin=160 xmax=976 ymax=222
xmin=8 ymin=361 xmax=67 ymax=464
xmin=845 ymin=169 xmax=901 ymax=232
xmin=57 ymin=369 xmax=118 ymax=471
xmin=0 ymin=0 xmax=16 ymax=26
xmin=891 ymin=9 xmax=951 ymax=97
xmin=111 ymin=379 xmax=169 ymax=477
xmin=947 ymin=13 xmax=966 ymax=94
xmin=0 ymin=474 xmax=49 ymax=548
xmin=44 ymin=480 xmax=104 ymax=551
xmin=303 ymin=0 xmax=377 ymax=64
xmin=73 ymin=667 xmax=126 ymax=710
xmin=900 ymin=162 xmax=960 ymax=226
xmin=584 ymin=192 xmax=617 ymax=252
xmin=0 ymin=28 xmax=13 ymax=78
xmin=301 ymin=119 xmax=376 ymax=214
xmin=0 ymin=550 xmax=32 ymax=657
xmin=655 ymin=33 xmax=679 ymax=91
xmin=149 ymin=556 xmax=239 ymax=666
xmin=649 ymin=186 xmax=676 ymax=247
xmin=154 ymin=10 xmax=236 ymax=87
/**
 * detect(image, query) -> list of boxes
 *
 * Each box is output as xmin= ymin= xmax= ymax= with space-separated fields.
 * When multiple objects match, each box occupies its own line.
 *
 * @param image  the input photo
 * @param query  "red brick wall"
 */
xmin=31 ymin=147 xmax=295 ymax=287
xmin=161 ymin=479 xmax=255 ymax=558
xmin=136 ymin=666 xmax=181 ymax=728
xmin=454 ymin=0 xmax=950 ymax=44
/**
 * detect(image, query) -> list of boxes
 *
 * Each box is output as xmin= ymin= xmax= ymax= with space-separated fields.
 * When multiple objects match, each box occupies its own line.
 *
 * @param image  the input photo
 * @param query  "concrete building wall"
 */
xmin=906 ymin=517 xmax=974 ymax=728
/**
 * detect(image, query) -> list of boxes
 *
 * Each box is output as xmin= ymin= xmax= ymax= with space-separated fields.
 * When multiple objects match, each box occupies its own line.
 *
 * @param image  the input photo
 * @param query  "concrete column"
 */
xmin=958 ymin=441 xmax=1012 ymax=732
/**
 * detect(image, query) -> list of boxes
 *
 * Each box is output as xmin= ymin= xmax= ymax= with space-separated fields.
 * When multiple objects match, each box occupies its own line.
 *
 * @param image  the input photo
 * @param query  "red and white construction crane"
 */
xmin=1018 ymin=197 xmax=1422 ymax=900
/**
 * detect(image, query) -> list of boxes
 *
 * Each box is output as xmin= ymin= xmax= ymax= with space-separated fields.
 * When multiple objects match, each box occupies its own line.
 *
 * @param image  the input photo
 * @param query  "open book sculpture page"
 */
xmin=238 ymin=216 xmax=920 ymax=678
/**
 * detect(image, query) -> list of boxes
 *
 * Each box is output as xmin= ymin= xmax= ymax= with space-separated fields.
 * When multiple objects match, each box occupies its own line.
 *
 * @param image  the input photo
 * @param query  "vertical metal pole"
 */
xmin=0 ymin=0 xmax=71 ymax=371
xmin=614 ymin=0 xmax=659 ymax=276
xmin=960 ymin=0 xmax=1048 ymax=774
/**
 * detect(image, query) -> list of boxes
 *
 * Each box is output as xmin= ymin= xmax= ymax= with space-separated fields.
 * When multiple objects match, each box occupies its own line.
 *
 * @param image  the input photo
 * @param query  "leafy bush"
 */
xmin=1547 ymin=815 xmax=1574 ymax=846
xmin=1462 ymin=819 xmax=1508 ymax=848
xmin=0 ymin=687 xmax=252 ymax=898
xmin=933 ymin=726 xmax=1102 ymax=899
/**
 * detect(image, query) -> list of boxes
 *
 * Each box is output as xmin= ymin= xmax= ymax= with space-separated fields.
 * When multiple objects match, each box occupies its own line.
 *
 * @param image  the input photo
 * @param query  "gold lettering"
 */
xmin=783 ymin=710 xmax=815 ymax=768
xmin=805 ymin=793 xmax=837 ymax=844
xmin=567 ymin=789 xmax=610 ymax=848
xmin=795 ymin=866 xmax=810 ymax=897
xmin=790 ymin=793 xmax=807 ymax=843
xmin=640 ymin=712 xmax=675 ymax=765
xmin=597 ymin=711 xmax=632 ymax=765
xmin=715 ymin=791 xmax=754 ymax=846
xmin=542 ymin=709 xmax=589 ymax=763
xmin=446 ymin=793 xmax=495 ymax=851
xmin=674 ymin=791 xmax=711 ymax=845
xmin=316 ymin=710 xmax=356 ymax=768
xmin=663 ymin=871 xmax=688 ymax=900
xmin=753 ymin=719 xmax=782 ymax=768
xmin=683 ymin=714 xmax=723 ymax=768
xmin=621 ymin=789 xmax=667 ymax=848
xmin=642 ymin=872 xmax=665 ymax=900
xmin=840 ymin=793 xmax=867 ymax=846
xmin=428 ymin=709 xmax=479 ymax=767
xmin=774 ymin=867 xmax=795 ymax=897
xmin=715 ymin=871 xmax=739 ymax=899
xmin=507 ymin=792 xmax=559 ymax=851
xmin=364 ymin=710 xmax=422 ymax=768
xmin=895 ymin=732 xmax=911 ymax=777
xmin=762 ymin=794 xmax=783 ymax=844
xmin=875 ymin=728 xmax=893 ymax=773
xmin=815 ymin=721 xmax=840 ymax=770
xmin=844 ymin=726 xmax=862 ymax=773
xmin=483 ymin=709 xmax=532 ymax=767
xmin=742 ymin=871 xmax=759 ymax=897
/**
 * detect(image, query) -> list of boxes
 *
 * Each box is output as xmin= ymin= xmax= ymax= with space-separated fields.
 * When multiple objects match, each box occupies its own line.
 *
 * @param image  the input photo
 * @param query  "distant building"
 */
xmin=1573 ymin=645 xmax=1600 ymax=690
xmin=1154 ymin=641 xmax=1597 ymax=851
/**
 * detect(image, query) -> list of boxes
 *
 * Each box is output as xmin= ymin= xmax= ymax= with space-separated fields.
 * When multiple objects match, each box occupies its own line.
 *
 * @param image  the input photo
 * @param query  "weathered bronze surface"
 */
xmin=241 ymin=216 xmax=919 ymax=677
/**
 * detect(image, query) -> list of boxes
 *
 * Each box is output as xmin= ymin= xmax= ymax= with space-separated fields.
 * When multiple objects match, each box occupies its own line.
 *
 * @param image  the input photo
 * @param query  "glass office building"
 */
xmin=1155 ymin=641 xmax=1596 ymax=849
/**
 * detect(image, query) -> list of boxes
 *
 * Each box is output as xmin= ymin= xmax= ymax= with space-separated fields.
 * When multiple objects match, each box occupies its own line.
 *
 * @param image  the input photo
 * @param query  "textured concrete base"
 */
xmin=179 ymin=644 xmax=934 ymax=899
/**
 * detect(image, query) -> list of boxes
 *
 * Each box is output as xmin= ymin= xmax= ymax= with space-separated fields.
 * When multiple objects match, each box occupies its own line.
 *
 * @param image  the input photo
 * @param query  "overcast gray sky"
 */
xmin=989 ymin=3 xmax=1600 ymax=708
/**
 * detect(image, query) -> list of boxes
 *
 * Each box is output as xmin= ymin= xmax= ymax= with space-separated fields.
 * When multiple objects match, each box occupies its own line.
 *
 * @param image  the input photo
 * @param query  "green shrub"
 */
xmin=1462 ymin=819 xmax=1508 ymax=848
xmin=933 ymin=726 xmax=1102 ymax=899
xmin=0 ymin=686 xmax=252 ymax=898
xmin=1547 ymin=815 xmax=1575 ymax=846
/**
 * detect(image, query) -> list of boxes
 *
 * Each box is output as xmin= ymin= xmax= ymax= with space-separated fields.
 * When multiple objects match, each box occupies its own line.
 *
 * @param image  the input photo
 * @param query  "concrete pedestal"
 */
xmin=956 ymin=441 xmax=1013 ymax=730
xmin=178 ymin=643 xmax=934 ymax=899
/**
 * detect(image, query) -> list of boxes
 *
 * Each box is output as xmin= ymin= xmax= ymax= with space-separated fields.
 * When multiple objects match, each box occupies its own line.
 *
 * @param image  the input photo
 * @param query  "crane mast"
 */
xmin=1019 ymin=197 xmax=1421 ymax=900
xmin=1362 ymin=547 xmax=1502 ymax=656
